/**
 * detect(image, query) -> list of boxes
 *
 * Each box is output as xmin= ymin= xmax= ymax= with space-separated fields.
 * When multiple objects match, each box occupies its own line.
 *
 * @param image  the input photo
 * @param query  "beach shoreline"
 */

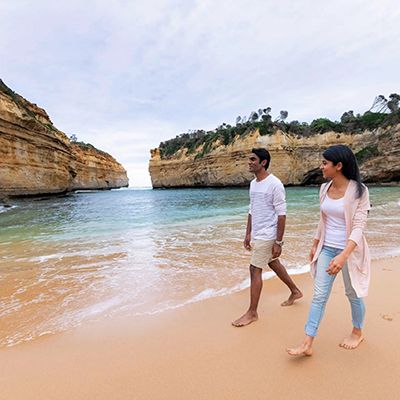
xmin=1 ymin=256 xmax=399 ymax=400
xmin=1 ymin=186 xmax=398 ymax=348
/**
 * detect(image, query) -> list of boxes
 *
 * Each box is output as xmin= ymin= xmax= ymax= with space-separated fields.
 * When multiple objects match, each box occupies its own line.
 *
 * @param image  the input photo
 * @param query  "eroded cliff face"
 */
xmin=0 ymin=80 xmax=128 ymax=196
xmin=69 ymin=144 xmax=128 ymax=190
xmin=149 ymin=125 xmax=400 ymax=187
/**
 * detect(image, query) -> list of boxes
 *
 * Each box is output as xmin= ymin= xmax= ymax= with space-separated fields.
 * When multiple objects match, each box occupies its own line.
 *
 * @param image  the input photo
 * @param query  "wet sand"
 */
xmin=0 ymin=256 xmax=399 ymax=400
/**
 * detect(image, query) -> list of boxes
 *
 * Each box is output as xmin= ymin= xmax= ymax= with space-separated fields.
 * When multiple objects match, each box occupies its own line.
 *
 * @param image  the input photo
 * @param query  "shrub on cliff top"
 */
xmin=157 ymin=93 xmax=400 ymax=159
xmin=310 ymin=118 xmax=341 ymax=133
xmin=74 ymin=141 xmax=108 ymax=156
xmin=358 ymin=112 xmax=387 ymax=130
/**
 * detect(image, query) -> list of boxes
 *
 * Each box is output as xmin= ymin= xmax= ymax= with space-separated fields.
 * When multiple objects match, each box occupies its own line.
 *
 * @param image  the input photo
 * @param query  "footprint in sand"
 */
xmin=381 ymin=314 xmax=393 ymax=321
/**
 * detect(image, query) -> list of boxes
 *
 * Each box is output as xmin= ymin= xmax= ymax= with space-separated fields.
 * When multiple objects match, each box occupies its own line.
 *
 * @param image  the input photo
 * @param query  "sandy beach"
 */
xmin=1 ymin=256 xmax=399 ymax=400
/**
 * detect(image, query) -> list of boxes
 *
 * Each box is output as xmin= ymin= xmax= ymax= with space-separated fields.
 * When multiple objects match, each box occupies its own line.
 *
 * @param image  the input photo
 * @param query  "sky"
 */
xmin=1 ymin=0 xmax=399 ymax=186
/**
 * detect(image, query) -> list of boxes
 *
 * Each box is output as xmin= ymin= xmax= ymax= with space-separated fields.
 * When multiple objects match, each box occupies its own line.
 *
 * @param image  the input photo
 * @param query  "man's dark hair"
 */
xmin=251 ymin=148 xmax=271 ymax=170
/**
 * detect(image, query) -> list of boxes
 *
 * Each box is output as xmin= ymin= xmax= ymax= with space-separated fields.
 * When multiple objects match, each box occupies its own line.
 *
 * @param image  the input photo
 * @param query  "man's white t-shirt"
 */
xmin=249 ymin=174 xmax=286 ymax=241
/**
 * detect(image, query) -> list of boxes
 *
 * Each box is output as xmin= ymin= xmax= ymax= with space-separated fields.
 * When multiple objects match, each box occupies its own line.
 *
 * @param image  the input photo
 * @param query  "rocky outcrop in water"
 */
xmin=149 ymin=125 xmax=400 ymax=187
xmin=0 ymin=79 xmax=128 ymax=197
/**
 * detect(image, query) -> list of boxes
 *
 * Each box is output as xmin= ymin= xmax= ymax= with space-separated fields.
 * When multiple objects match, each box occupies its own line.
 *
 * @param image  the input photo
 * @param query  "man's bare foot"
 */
xmin=232 ymin=311 xmax=258 ymax=327
xmin=281 ymin=290 xmax=303 ymax=306
xmin=339 ymin=333 xmax=364 ymax=350
xmin=286 ymin=342 xmax=313 ymax=357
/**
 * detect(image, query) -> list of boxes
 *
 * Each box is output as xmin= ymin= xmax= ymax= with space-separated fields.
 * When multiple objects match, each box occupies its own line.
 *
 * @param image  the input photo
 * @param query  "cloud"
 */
xmin=1 ymin=0 xmax=399 ymax=186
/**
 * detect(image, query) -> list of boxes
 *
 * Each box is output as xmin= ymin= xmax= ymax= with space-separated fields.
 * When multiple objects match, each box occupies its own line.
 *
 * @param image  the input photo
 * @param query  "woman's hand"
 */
xmin=326 ymin=253 xmax=347 ymax=275
xmin=309 ymin=241 xmax=319 ymax=262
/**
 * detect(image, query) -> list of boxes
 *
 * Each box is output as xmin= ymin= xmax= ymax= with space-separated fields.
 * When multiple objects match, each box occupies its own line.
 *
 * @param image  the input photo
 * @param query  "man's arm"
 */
xmin=272 ymin=215 xmax=285 ymax=258
xmin=276 ymin=215 xmax=285 ymax=241
xmin=244 ymin=214 xmax=252 ymax=250
xmin=271 ymin=182 xmax=286 ymax=259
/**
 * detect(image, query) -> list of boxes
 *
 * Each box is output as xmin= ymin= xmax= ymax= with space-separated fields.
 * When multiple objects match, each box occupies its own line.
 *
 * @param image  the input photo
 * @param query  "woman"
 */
xmin=287 ymin=144 xmax=371 ymax=356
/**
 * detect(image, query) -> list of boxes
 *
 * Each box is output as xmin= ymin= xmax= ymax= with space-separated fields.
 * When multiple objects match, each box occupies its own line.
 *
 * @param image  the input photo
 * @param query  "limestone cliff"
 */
xmin=0 ymin=79 xmax=128 ymax=196
xmin=149 ymin=125 xmax=400 ymax=187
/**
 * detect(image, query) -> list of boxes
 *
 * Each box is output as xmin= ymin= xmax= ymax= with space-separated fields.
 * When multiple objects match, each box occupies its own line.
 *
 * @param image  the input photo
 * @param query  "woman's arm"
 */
xmin=348 ymin=186 xmax=371 ymax=246
xmin=314 ymin=217 xmax=323 ymax=241
xmin=313 ymin=184 xmax=326 ymax=241
xmin=309 ymin=238 xmax=320 ymax=262
xmin=310 ymin=184 xmax=326 ymax=260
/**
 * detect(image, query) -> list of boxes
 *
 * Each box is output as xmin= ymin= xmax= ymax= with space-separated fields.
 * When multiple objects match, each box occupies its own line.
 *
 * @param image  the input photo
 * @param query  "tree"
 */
xmin=287 ymin=120 xmax=305 ymax=135
xmin=279 ymin=110 xmax=288 ymax=121
xmin=387 ymin=93 xmax=400 ymax=113
xmin=70 ymin=134 xmax=78 ymax=142
xmin=261 ymin=114 xmax=272 ymax=122
xmin=263 ymin=107 xmax=271 ymax=115
xmin=274 ymin=110 xmax=288 ymax=122
xmin=360 ymin=111 xmax=387 ymax=129
xmin=369 ymin=95 xmax=388 ymax=113
xmin=340 ymin=110 xmax=356 ymax=124
xmin=310 ymin=118 xmax=338 ymax=133
xmin=249 ymin=111 xmax=259 ymax=122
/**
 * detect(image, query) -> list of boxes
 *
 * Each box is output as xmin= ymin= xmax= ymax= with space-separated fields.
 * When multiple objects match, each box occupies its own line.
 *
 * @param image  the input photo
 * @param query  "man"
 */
xmin=232 ymin=148 xmax=302 ymax=327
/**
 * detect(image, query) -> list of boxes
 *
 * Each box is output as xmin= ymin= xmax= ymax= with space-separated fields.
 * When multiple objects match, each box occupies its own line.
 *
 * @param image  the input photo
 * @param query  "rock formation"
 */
xmin=0 ymin=79 xmax=128 ymax=197
xmin=149 ymin=125 xmax=400 ymax=187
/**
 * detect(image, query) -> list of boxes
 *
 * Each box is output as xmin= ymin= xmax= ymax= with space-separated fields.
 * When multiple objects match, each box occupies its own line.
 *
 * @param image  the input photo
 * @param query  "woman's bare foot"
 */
xmin=339 ymin=328 xmax=364 ymax=349
xmin=281 ymin=290 xmax=303 ymax=306
xmin=286 ymin=336 xmax=314 ymax=356
xmin=232 ymin=311 xmax=258 ymax=327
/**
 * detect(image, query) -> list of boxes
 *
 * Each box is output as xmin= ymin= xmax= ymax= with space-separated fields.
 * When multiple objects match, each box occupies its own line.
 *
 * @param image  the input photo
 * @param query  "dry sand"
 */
xmin=1 ymin=257 xmax=399 ymax=400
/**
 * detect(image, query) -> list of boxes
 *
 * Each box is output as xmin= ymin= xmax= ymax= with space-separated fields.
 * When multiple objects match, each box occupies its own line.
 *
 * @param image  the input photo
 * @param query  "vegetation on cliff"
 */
xmin=0 ymin=79 xmax=58 ymax=132
xmin=158 ymin=94 xmax=400 ymax=159
xmin=69 ymin=134 xmax=109 ymax=156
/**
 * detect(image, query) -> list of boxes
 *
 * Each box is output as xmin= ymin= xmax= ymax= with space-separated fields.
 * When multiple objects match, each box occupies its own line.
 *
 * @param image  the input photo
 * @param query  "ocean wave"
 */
xmin=1 ymin=296 xmax=125 ymax=348
xmin=371 ymin=247 xmax=400 ymax=259
xmin=0 ymin=205 xmax=17 ymax=213
xmin=369 ymin=199 xmax=400 ymax=211
xmin=134 ymin=264 xmax=311 ymax=317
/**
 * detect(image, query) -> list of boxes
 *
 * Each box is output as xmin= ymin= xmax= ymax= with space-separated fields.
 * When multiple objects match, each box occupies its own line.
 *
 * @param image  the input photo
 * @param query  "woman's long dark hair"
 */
xmin=322 ymin=144 xmax=365 ymax=198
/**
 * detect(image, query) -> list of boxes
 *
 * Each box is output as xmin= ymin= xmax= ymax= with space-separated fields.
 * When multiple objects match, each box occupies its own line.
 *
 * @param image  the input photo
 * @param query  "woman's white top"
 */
xmin=320 ymin=194 xmax=347 ymax=249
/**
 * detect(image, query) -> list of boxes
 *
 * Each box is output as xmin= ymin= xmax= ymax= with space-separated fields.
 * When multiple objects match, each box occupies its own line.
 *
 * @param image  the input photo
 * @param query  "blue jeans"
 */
xmin=305 ymin=245 xmax=365 ymax=337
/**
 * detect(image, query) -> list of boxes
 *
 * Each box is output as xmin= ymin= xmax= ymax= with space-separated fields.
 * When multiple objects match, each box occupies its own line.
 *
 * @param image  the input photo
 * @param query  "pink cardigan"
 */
xmin=311 ymin=180 xmax=371 ymax=297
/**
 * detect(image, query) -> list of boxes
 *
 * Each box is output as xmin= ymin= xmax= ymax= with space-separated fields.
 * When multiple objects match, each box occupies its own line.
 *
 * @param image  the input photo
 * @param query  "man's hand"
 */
xmin=326 ymin=253 xmax=347 ymax=275
xmin=272 ymin=243 xmax=282 ymax=259
xmin=244 ymin=234 xmax=251 ymax=250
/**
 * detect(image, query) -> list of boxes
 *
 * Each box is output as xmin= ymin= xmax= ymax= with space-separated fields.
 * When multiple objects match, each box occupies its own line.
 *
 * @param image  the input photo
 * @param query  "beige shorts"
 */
xmin=250 ymin=239 xmax=278 ymax=269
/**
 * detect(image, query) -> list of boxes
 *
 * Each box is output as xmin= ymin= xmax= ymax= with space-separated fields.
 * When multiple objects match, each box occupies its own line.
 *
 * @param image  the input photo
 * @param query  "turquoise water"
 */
xmin=0 ymin=186 xmax=399 ymax=346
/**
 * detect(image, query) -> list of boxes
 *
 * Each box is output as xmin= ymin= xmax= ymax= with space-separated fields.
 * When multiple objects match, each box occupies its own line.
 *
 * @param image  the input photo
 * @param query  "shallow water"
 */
xmin=0 ymin=186 xmax=399 ymax=346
